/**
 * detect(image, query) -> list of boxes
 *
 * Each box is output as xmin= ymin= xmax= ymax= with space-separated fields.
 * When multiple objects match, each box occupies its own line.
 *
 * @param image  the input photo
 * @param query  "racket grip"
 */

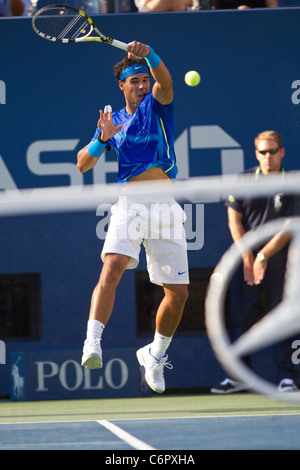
xmin=111 ymin=39 xmax=131 ymax=51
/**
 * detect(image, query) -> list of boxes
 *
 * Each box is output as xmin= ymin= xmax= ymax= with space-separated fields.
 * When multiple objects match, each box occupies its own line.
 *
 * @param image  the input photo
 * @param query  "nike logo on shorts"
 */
xmin=178 ymin=271 xmax=187 ymax=275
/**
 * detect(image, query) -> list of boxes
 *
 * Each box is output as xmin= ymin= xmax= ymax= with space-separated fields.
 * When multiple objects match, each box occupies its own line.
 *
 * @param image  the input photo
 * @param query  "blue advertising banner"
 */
xmin=10 ymin=349 xmax=147 ymax=401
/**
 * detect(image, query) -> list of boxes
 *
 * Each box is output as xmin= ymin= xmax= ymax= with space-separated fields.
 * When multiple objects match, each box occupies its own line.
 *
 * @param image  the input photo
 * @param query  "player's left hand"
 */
xmin=128 ymin=41 xmax=150 ymax=59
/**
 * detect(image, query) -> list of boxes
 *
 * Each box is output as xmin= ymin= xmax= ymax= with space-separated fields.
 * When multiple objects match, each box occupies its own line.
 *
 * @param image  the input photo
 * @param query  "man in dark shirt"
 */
xmin=211 ymin=130 xmax=299 ymax=393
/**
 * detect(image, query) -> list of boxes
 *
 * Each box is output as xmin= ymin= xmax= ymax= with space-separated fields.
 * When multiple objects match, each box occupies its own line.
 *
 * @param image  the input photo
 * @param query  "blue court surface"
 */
xmin=1 ymin=393 xmax=300 ymax=451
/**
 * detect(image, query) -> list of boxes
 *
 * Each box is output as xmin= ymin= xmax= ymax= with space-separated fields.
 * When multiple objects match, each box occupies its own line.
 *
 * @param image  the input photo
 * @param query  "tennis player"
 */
xmin=77 ymin=41 xmax=189 ymax=394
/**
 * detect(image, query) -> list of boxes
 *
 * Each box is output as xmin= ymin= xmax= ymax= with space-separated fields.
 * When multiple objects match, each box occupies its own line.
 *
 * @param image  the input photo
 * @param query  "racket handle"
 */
xmin=111 ymin=39 xmax=131 ymax=51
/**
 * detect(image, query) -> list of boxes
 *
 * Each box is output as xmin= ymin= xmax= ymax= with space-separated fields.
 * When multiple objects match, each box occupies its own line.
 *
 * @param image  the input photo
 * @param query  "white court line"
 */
xmin=1 ymin=413 xmax=300 ymax=426
xmin=97 ymin=420 xmax=156 ymax=450
xmin=1 ymin=412 xmax=300 ymax=426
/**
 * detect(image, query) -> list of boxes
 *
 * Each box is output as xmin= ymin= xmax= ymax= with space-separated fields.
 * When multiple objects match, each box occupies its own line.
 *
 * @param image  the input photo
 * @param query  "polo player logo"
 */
xmin=11 ymin=356 xmax=25 ymax=399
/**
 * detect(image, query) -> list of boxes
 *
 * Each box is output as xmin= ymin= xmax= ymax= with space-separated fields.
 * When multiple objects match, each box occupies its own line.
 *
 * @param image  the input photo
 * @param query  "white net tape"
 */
xmin=1 ymin=170 xmax=300 ymax=401
xmin=1 ymin=170 xmax=300 ymax=216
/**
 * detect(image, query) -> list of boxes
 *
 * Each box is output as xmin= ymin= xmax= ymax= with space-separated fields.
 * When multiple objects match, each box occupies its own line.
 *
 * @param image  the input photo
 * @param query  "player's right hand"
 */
xmin=97 ymin=105 xmax=122 ymax=141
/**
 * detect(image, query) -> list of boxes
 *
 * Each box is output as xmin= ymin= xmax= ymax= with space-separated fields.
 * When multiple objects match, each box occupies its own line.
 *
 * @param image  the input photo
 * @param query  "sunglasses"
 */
xmin=257 ymin=147 xmax=280 ymax=156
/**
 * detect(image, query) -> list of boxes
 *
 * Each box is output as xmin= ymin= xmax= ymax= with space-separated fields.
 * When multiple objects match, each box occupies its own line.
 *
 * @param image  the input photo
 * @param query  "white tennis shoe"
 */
xmin=81 ymin=337 xmax=103 ymax=369
xmin=136 ymin=345 xmax=173 ymax=394
xmin=278 ymin=379 xmax=298 ymax=392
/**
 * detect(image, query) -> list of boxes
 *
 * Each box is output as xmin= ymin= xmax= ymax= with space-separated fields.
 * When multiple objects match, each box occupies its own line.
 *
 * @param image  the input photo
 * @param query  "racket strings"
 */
xmin=71 ymin=19 xmax=90 ymax=40
xmin=57 ymin=15 xmax=87 ymax=40
xmin=34 ymin=7 xmax=91 ymax=41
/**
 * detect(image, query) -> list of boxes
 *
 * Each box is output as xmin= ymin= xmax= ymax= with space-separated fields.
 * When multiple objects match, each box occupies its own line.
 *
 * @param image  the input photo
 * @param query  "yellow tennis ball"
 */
xmin=185 ymin=70 xmax=201 ymax=87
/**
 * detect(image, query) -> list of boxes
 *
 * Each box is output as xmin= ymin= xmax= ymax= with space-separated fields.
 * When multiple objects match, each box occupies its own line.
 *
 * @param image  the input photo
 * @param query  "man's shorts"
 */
xmin=101 ymin=195 xmax=189 ymax=286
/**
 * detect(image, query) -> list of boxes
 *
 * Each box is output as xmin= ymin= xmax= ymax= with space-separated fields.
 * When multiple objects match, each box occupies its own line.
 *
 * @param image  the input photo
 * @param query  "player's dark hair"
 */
xmin=113 ymin=56 xmax=150 ymax=81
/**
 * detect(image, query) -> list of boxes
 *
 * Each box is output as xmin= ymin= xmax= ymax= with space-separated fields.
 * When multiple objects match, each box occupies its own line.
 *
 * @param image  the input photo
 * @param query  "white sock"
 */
xmin=150 ymin=330 xmax=172 ymax=359
xmin=86 ymin=319 xmax=105 ymax=340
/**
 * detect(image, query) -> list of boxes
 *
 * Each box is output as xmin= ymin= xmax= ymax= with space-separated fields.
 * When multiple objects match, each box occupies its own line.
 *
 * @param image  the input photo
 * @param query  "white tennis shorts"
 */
xmin=101 ymin=195 xmax=189 ymax=286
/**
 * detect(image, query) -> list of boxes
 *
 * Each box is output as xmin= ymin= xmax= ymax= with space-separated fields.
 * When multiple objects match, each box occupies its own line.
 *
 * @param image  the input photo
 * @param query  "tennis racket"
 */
xmin=32 ymin=4 xmax=133 ymax=52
